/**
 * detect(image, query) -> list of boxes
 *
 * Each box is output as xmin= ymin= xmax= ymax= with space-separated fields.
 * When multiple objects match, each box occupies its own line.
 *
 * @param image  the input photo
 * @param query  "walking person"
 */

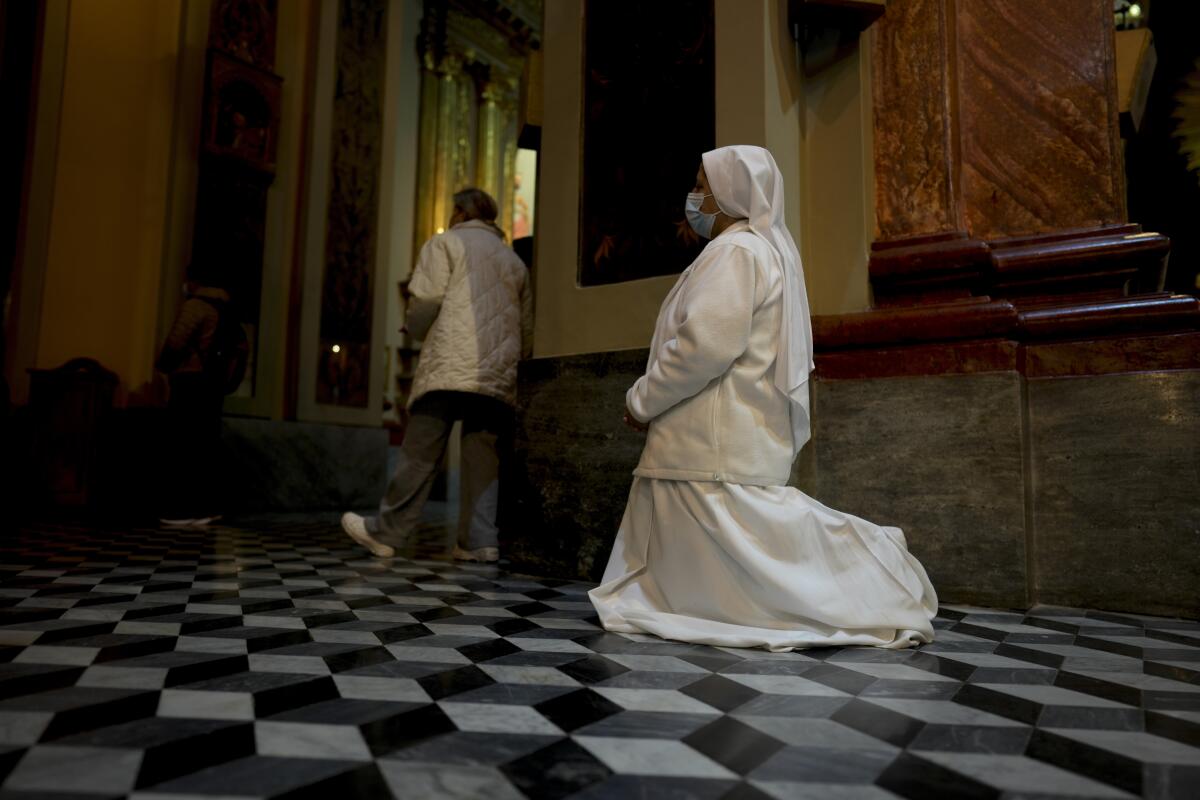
xmin=342 ymin=188 xmax=533 ymax=562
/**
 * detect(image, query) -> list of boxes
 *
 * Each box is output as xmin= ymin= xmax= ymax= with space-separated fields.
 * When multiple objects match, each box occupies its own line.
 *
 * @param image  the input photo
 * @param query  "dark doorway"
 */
xmin=1126 ymin=1 xmax=1200 ymax=295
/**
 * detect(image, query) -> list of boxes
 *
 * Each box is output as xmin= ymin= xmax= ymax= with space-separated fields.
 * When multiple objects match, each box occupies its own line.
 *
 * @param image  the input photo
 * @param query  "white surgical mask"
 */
xmin=685 ymin=192 xmax=718 ymax=239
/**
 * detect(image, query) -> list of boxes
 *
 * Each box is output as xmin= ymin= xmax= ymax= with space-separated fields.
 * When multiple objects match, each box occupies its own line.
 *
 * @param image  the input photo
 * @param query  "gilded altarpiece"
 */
xmin=413 ymin=0 xmax=540 ymax=251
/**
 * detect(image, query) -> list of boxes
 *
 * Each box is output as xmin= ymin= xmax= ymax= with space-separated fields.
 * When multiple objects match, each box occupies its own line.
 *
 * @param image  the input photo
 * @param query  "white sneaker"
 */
xmin=341 ymin=512 xmax=395 ymax=558
xmin=452 ymin=545 xmax=499 ymax=563
xmin=159 ymin=516 xmax=222 ymax=529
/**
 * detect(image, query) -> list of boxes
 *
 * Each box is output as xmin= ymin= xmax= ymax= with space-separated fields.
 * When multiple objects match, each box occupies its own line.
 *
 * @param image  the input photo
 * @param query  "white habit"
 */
xmin=588 ymin=146 xmax=938 ymax=651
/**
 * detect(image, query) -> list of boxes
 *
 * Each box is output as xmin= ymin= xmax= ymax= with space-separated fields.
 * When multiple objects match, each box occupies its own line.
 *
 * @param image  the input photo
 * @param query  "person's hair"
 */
xmin=452 ymin=187 xmax=499 ymax=223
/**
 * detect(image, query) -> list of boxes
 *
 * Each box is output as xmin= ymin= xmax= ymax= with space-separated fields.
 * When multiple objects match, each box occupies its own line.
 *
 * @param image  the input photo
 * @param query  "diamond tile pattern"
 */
xmin=0 ymin=518 xmax=1198 ymax=798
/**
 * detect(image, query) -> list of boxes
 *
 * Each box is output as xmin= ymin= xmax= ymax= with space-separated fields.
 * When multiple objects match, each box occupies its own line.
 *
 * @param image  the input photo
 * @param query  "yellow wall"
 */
xmin=713 ymin=1 xmax=875 ymax=313
xmin=534 ymin=0 xmax=874 ymax=359
xmin=714 ymin=0 xmax=804 ymax=264
xmin=35 ymin=0 xmax=184 ymax=399
xmin=798 ymin=34 xmax=875 ymax=315
xmin=27 ymin=0 xmax=319 ymax=417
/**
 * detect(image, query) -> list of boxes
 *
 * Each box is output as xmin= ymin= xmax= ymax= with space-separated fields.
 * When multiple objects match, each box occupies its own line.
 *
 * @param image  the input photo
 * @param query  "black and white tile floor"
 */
xmin=1 ymin=516 xmax=1198 ymax=799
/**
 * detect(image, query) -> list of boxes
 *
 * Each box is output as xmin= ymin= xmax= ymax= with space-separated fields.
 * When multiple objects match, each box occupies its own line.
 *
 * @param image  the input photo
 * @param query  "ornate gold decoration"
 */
xmin=413 ymin=0 xmax=541 ymax=250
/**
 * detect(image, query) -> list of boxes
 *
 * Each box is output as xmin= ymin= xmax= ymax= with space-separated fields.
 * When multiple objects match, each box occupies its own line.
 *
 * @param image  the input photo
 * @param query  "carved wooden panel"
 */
xmin=202 ymin=50 xmax=281 ymax=174
xmin=315 ymin=0 xmax=386 ymax=408
xmin=189 ymin=0 xmax=280 ymax=398
xmin=210 ymin=0 xmax=278 ymax=70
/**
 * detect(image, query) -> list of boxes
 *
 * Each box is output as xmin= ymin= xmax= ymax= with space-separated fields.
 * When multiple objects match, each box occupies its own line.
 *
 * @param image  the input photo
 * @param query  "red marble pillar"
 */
xmin=954 ymin=0 xmax=1125 ymax=240
xmin=871 ymin=0 xmax=959 ymax=241
xmin=873 ymin=0 xmax=1127 ymax=243
xmin=815 ymin=0 xmax=1198 ymax=379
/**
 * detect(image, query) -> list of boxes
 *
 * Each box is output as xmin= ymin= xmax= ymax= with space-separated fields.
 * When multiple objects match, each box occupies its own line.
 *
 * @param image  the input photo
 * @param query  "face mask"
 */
xmin=685 ymin=192 xmax=718 ymax=239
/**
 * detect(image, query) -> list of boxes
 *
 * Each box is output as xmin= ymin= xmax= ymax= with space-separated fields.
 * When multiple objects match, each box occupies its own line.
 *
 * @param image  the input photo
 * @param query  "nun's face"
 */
xmin=693 ymin=166 xmax=721 ymax=215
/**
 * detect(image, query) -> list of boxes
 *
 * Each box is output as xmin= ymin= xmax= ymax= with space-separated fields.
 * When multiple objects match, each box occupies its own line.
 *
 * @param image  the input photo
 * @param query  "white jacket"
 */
xmin=626 ymin=221 xmax=810 ymax=486
xmin=407 ymin=220 xmax=533 ymax=407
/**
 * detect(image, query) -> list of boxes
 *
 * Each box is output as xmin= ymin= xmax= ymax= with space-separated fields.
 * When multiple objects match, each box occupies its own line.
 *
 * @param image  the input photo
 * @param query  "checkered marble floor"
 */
xmin=0 ymin=517 xmax=1198 ymax=799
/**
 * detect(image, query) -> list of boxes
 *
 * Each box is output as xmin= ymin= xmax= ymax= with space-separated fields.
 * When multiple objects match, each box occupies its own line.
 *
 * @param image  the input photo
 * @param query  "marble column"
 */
xmin=497 ymin=82 xmax=520 ymax=235
xmin=413 ymin=51 xmax=441 ymax=256
xmin=476 ymin=80 xmax=502 ymax=198
xmin=872 ymin=0 xmax=1125 ymax=244
xmin=432 ymin=53 xmax=465 ymax=235
xmin=871 ymin=0 xmax=960 ymax=241
xmin=866 ymin=0 xmax=1172 ymax=308
xmin=955 ymin=0 xmax=1125 ymax=239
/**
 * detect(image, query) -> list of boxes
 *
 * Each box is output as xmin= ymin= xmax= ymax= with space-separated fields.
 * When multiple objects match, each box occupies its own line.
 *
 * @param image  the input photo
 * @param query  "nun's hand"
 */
xmin=623 ymin=407 xmax=649 ymax=433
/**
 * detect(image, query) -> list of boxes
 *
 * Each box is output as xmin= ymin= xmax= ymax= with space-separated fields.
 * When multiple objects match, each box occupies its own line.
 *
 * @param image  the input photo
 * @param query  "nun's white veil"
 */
xmin=702 ymin=145 xmax=814 ymax=445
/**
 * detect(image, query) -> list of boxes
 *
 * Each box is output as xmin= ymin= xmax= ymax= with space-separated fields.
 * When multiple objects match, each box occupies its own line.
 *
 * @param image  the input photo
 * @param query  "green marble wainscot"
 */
xmin=798 ymin=373 xmax=1029 ymax=610
xmin=504 ymin=350 xmax=650 ymax=581
xmin=221 ymin=417 xmax=388 ymax=513
xmin=1027 ymin=371 xmax=1200 ymax=618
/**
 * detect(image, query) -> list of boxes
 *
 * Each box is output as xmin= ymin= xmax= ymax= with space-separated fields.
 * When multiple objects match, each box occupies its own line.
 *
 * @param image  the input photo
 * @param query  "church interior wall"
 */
xmin=3 ymin=0 xmax=1196 ymax=617
xmin=31 ymin=0 xmax=185 ymax=405
xmin=12 ymin=0 xmax=322 ymax=421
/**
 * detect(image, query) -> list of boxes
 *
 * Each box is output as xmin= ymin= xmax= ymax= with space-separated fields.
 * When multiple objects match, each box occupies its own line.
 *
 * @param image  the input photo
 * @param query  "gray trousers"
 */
xmin=372 ymin=390 xmax=511 ymax=550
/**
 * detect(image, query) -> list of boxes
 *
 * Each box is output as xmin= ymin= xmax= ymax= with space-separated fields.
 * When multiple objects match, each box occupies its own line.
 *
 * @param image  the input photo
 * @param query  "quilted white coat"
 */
xmin=407 ymin=220 xmax=533 ymax=408
xmin=626 ymin=221 xmax=810 ymax=486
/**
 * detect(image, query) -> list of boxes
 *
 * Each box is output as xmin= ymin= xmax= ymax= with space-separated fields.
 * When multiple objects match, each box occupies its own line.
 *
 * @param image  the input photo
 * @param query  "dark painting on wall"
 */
xmin=579 ymin=0 xmax=715 ymax=287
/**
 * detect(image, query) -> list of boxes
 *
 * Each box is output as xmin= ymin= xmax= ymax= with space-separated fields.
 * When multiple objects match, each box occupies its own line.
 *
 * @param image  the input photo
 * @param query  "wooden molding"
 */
xmin=868 ymin=225 xmax=1171 ymax=305
xmin=813 ymin=298 xmax=1016 ymax=349
xmin=812 ymin=292 xmax=1200 ymax=379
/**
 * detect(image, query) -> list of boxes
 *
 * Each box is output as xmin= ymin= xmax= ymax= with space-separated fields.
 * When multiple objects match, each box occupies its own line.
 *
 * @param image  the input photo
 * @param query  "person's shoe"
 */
xmin=159 ymin=516 xmax=222 ymax=529
xmin=341 ymin=512 xmax=395 ymax=558
xmin=452 ymin=545 xmax=499 ymax=563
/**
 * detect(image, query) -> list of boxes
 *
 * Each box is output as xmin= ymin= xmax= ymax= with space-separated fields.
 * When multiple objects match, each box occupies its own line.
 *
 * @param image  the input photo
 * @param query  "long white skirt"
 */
xmin=588 ymin=478 xmax=938 ymax=651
